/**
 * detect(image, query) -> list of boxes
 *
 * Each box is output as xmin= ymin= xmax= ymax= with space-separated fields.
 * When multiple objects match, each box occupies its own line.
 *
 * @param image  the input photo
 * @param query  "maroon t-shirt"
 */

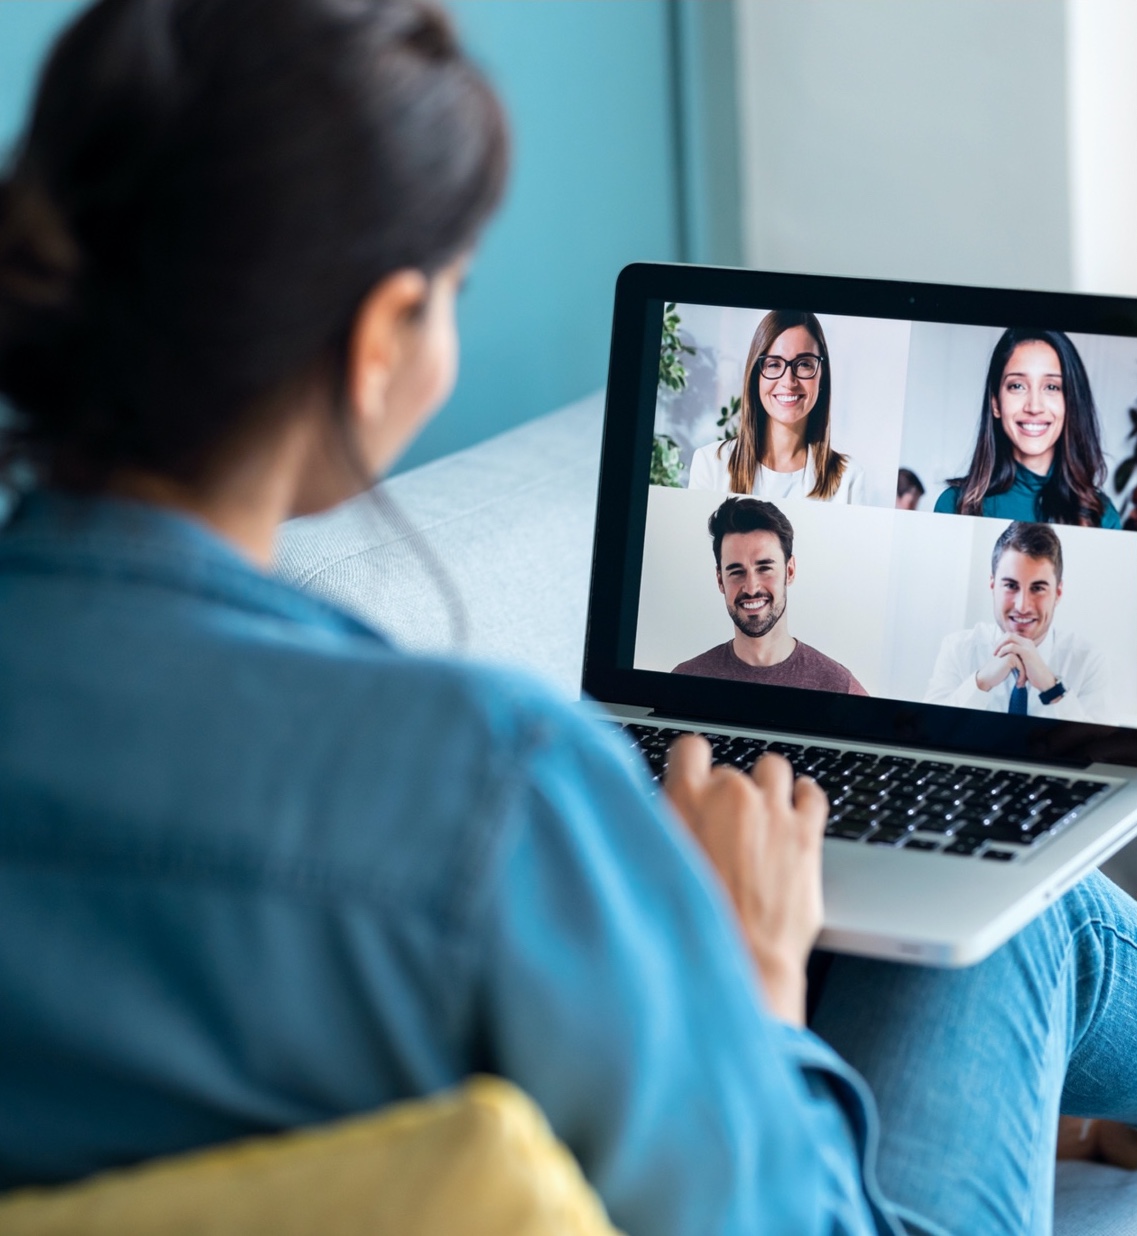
xmin=672 ymin=639 xmax=868 ymax=695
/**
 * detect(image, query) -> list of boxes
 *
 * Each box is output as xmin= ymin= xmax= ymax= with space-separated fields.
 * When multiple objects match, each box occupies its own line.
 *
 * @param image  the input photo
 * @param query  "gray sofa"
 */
xmin=276 ymin=391 xmax=1137 ymax=1235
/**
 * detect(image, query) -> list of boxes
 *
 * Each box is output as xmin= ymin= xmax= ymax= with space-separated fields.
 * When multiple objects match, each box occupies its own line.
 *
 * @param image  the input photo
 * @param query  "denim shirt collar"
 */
xmin=0 ymin=489 xmax=386 ymax=646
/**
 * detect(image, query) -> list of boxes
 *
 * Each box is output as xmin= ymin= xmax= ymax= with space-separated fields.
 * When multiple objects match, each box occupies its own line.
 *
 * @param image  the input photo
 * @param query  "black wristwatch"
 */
xmin=1039 ymin=680 xmax=1067 ymax=706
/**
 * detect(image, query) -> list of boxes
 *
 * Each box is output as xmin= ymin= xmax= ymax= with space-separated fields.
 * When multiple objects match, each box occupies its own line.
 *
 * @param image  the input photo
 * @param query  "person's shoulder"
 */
xmin=933 ymin=485 xmax=960 ymax=514
xmin=690 ymin=439 xmax=734 ymax=474
xmin=673 ymin=641 xmax=731 ymax=674
xmin=791 ymin=640 xmax=858 ymax=684
xmin=1050 ymin=626 xmax=1103 ymax=664
xmin=282 ymin=653 xmax=642 ymax=895
xmin=835 ymin=454 xmax=866 ymax=502
xmin=361 ymin=654 xmax=594 ymax=760
xmin=1098 ymin=491 xmax=1124 ymax=529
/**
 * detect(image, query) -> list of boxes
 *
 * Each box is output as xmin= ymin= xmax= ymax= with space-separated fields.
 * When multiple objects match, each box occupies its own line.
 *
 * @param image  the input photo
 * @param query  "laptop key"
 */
xmin=826 ymin=822 xmax=875 ymax=842
xmin=617 ymin=725 xmax=1108 ymax=862
xmin=846 ymin=790 xmax=888 ymax=808
xmin=943 ymin=836 xmax=984 ymax=856
xmin=766 ymin=741 xmax=805 ymax=758
xmin=866 ymin=828 xmax=909 ymax=847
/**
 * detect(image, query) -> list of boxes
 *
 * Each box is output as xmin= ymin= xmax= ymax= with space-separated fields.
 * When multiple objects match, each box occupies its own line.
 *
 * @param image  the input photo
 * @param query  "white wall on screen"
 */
xmin=880 ymin=511 xmax=974 ymax=704
xmin=898 ymin=323 xmax=1004 ymax=508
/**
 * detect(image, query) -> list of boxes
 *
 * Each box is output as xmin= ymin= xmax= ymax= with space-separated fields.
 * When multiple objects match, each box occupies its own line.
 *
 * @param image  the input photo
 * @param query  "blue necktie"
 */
xmin=1008 ymin=670 xmax=1028 ymax=715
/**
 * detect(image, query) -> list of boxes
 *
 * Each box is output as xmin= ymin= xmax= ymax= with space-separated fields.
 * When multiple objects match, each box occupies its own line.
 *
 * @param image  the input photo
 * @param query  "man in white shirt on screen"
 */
xmin=924 ymin=521 xmax=1111 ymax=724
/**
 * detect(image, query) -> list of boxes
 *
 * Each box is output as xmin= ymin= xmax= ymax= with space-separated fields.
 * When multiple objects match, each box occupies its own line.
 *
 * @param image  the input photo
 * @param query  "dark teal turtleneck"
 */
xmin=934 ymin=463 xmax=1123 ymax=528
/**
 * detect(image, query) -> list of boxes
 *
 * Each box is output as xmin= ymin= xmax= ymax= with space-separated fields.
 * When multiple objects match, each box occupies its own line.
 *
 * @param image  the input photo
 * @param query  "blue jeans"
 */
xmin=813 ymin=870 xmax=1137 ymax=1235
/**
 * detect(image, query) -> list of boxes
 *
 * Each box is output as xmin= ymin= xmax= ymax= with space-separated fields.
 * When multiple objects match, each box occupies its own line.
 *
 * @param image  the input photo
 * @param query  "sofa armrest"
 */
xmin=275 ymin=392 xmax=604 ymax=697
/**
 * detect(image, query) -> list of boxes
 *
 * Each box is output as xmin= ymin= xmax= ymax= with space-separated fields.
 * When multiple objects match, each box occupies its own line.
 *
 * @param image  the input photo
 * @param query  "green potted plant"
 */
xmin=652 ymin=304 xmax=695 ymax=486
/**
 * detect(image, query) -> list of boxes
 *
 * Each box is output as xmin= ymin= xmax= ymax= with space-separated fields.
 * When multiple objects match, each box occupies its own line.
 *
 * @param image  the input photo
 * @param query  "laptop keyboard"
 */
xmin=612 ymin=723 xmax=1111 ymax=862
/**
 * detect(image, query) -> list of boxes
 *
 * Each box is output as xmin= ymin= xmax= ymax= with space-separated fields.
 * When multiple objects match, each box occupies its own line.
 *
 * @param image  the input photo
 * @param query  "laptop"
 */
xmin=582 ymin=263 xmax=1137 ymax=966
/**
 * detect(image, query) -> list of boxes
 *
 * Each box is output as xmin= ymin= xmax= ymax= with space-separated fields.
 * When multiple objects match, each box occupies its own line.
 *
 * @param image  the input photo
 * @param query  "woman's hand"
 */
xmin=663 ymin=735 xmax=828 ymax=1026
xmin=1057 ymin=1117 xmax=1137 ymax=1168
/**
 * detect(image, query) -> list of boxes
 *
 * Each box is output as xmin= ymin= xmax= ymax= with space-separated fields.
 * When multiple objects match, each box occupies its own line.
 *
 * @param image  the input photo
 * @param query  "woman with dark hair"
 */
xmin=934 ymin=327 xmax=1122 ymax=527
xmin=4 ymin=3 xmax=1137 ymax=1234
xmin=689 ymin=309 xmax=865 ymax=502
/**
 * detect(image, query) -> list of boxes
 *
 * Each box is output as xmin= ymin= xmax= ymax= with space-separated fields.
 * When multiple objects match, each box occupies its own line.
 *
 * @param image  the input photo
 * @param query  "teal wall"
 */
xmin=404 ymin=0 xmax=681 ymax=470
xmin=0 ymin=1 xmax=87 ymax=159
xmin=0 ymin=1 xmax=723 ymax=471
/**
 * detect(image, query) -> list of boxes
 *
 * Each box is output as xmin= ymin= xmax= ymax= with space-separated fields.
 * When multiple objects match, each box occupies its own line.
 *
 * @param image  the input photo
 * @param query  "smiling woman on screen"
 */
xmin=935 ymin=327 xmax=1122 ymax=527
xmin=688 ymin=309 xmax=866 ymax=503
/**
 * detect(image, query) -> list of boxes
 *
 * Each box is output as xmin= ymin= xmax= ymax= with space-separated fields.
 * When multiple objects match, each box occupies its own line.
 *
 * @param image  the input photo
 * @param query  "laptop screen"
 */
xmin=584 ymin=266 xmax=1137 ymax=766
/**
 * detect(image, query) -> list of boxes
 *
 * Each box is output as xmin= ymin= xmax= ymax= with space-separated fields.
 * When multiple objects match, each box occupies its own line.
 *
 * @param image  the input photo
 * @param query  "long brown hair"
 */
xmin=725 ymin=309 xmax=847 ymax=498
xmin=951 ymin=328 xmax=1107 ymax=525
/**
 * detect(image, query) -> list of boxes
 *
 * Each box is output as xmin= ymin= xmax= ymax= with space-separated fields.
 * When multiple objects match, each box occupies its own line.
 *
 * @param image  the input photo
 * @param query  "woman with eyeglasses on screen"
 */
xmin=5 ymin=3 xmax=1137 ymax=1235
xmin=688 ymin=309 xmax=866 ymax=503
xmin=934 ymin=327 xmax=1123 ymax=527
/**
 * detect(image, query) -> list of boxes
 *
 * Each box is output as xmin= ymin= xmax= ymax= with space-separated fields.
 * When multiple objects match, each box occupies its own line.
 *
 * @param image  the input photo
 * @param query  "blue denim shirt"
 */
xmin=0 ymin=492 xmax=902 ymax=1234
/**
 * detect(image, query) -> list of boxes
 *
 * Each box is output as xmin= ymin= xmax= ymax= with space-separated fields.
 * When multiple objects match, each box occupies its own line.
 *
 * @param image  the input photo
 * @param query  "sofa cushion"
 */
xmin=276 ymin=391 xmax=604 ymax=698
xmin=0 ymin=1077 xmax=621 ymax=1236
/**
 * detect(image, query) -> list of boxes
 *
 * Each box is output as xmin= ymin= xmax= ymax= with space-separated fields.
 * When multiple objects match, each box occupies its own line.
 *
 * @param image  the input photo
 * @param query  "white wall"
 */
xmin=734 ymin=0 xmax=1071 ymax=290
xmin=1066 ymin=0 xmax=1137 ymax=294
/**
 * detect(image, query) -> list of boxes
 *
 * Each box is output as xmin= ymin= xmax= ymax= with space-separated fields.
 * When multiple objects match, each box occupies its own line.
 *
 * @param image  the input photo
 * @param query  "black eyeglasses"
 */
xmin=756 ymin=354 xmax=824 ymax=380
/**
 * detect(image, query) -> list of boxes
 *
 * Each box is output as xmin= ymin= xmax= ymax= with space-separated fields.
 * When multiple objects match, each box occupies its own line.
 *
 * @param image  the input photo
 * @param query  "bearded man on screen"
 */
xmin=672 ymin=497 xmax=867 ymax=696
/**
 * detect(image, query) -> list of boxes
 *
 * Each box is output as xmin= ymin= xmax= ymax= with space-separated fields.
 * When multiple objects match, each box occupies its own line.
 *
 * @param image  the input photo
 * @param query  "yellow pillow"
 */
xmin=0 ymin=1076 xmax=622 ymax=1236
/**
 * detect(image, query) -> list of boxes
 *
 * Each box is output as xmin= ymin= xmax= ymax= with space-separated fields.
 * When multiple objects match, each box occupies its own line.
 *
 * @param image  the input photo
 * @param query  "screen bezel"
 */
xmin=582 ymin=262 xmax=1137 ymax=769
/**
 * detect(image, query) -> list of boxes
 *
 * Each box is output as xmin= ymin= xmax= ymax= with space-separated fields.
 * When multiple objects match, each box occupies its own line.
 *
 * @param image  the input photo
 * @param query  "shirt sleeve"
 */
xmin=843 ymin=458 xmax=867 ymax=506
xmin=932 ymin=487 xmax=960 ymax=515
xmin=1035 ymin=642 xmax=1112 ymax=724
xmin=1100 ymin=494 xmax=1123 ymax=530
xmin=473 ymin=706 xmax=899 ymax=1236
xmin=688 ymin=442 xmax=727 ymax=491
xmin=924 ymin=630 xmax=996 ymax=711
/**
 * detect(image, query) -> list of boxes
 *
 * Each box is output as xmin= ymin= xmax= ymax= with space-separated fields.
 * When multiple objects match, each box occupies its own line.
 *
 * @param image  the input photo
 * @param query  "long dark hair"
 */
xmin=951 ymin=328 xmax=1107 ymax=525
xmin=0 ymin=0 xmax=508 ymax=489
xmin=725 ymin=308 xmax=847 ymax=499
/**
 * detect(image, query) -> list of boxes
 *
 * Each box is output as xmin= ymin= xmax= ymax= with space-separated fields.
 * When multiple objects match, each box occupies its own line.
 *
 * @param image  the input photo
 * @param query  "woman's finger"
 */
xmin=792 ymin=774 xmax=830 ymax=837
xmin=663 ymin=733 xmax=713 ymax=825
xmin=663 ymin=733 xmax=712 ymax=787
xmin=749 ymin=751 xmax=794 ymax=801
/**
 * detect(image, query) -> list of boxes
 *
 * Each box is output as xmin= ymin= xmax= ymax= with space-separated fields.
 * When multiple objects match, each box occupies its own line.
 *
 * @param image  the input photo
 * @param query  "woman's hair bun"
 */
xmin=0 ymin=0 xmax=508 ymax=490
